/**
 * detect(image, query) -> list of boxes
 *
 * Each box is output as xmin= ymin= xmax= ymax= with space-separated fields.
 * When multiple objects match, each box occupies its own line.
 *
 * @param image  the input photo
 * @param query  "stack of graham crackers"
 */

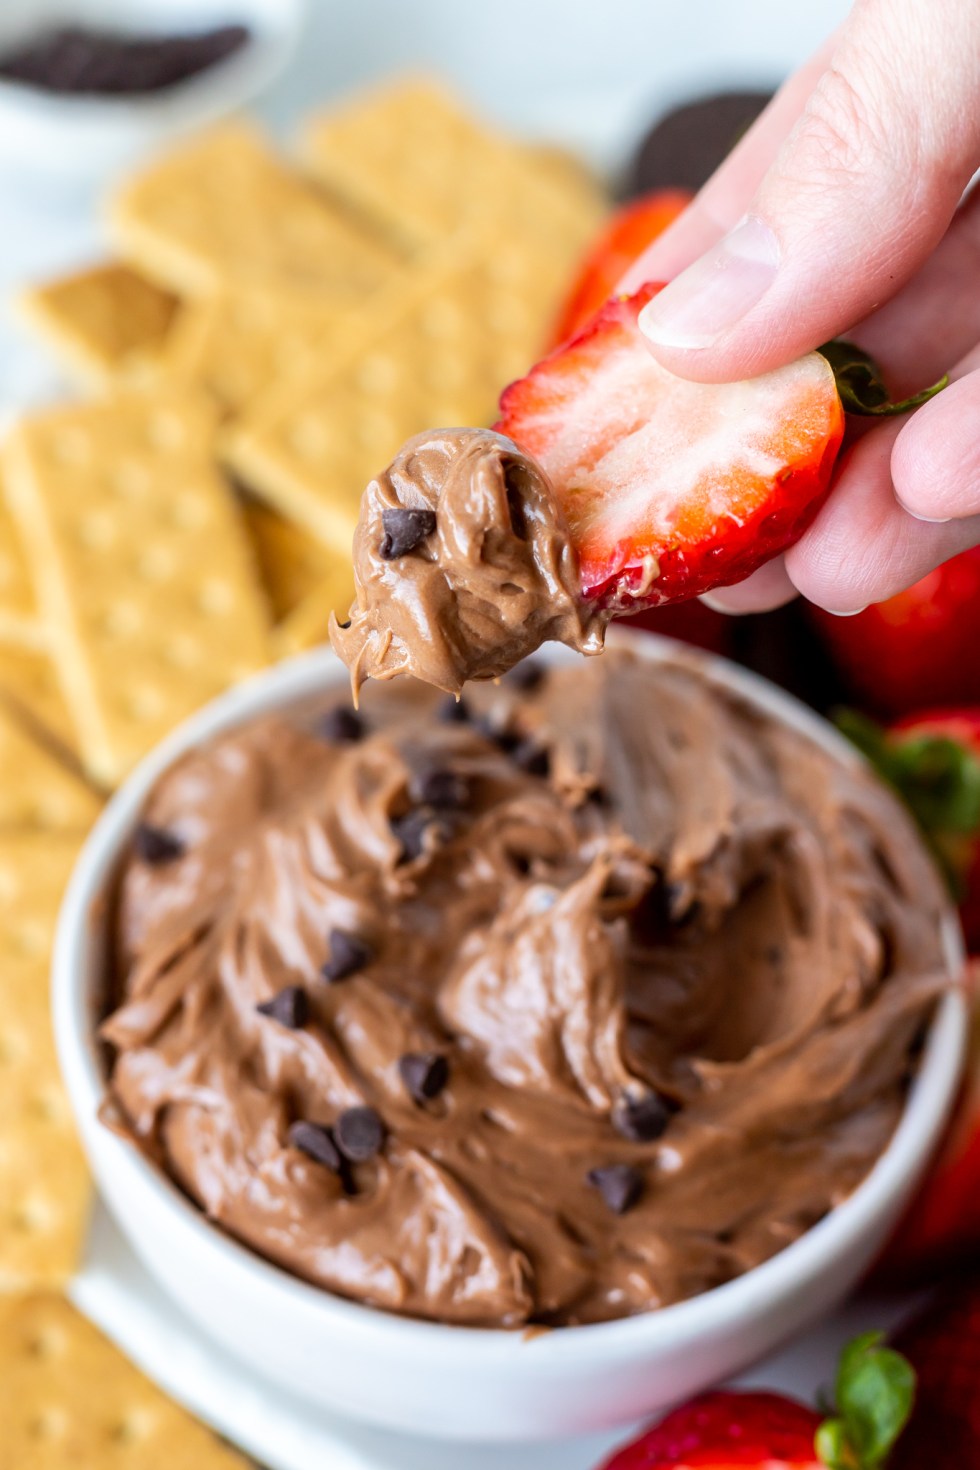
xmin=0 ymin=78 xmax=606 ymax=1460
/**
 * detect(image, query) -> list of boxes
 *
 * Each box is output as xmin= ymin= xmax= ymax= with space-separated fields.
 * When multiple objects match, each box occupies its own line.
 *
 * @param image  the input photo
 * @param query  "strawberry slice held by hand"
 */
xmin=599 ymin=1332 xmax=914 ymax=1470
xmin=497 ymin=284 xmax=947 ymax=613
xmin=551 ymin=189 xmax=691 ymax=346
xmin=498 ymin=283 xmax=845 ymax=610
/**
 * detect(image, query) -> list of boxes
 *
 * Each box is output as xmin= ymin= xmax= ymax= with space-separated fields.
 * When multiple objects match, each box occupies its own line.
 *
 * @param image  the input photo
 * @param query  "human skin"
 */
xmin=621 ymin=0 xmax=980 ymax=616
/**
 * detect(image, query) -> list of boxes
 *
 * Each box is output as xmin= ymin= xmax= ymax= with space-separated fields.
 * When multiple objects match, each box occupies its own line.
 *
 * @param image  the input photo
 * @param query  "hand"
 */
xmin=621 ymin=0 xmax=980 ymax=615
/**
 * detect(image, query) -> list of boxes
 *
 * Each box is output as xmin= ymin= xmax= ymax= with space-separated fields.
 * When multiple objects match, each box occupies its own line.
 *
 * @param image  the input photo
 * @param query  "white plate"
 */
xmin=69 ymin=1203 xmax=920 ymax=1470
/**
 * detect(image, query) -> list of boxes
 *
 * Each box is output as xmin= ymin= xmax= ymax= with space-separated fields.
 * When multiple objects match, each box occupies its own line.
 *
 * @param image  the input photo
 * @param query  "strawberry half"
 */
xmin=496 ymin=283 xmax=845 ymax=611
xmin=599 ymin=1333 xmax=915 ymax=1470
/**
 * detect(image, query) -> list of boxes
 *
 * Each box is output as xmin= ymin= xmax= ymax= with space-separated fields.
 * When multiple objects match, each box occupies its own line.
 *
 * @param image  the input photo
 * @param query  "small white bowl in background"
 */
xmin=53 ymin=632 xmax=968 ymax=1442
xmin=0 ymin=0 xmax=305 ymax=180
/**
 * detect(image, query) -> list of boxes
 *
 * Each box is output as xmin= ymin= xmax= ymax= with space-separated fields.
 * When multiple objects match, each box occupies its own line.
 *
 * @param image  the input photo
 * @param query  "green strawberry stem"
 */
xmin=816 ymin=1332 xmax=915 ymax=1469
xmin=836 ymin=709 xmax=980 ymax=897
xmin=819 ymin=339 xmax=948 ymax=417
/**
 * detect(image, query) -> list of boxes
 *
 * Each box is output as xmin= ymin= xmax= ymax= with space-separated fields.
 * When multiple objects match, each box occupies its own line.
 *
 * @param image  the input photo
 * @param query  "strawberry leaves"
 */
xmin=837 ymin=709 xmax=980 ymax=897
xmin=816 ymin=1332 xmax=916 ymax=1469
xmin=819 ymin=340 xmax=948 ymax=417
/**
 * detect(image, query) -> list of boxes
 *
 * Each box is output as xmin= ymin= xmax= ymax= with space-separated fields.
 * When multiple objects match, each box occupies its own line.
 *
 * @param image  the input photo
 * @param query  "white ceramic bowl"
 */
xmin=0 ymin=0 xmax=305 ymax=180
xmin=54 ymin=633 xmax=968 ymax=1443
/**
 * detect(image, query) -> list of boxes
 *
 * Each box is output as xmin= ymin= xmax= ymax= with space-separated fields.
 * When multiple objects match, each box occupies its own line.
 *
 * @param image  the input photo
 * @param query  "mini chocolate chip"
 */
xmin=587 ymin=1163 xmax=644 ymax=1215
xmin=338 ymin=618 xmax=352 ymax=630
xmin=410 ymin=766 xmax=469 ymax=810
xmin=474 ymin=715 xmax=521 ymax=754
xmin=134 ymin=823 xmax=184 ymax=865
xmin=322 ymin=928 xmax=372 ymax=983
xmin=399 ymin=1052 xmax=450 ymax=1104
xmin=391 ymin=808 xmax=452 ymax=861
xmin=507 ymin=659 xmax=546 ymax=691
xmin=512 ymin=739 xmax=550 ymax=777
xmin=438 ymin=695 xmax=470 ymax=723
xmin=257 ymin=985 xmax=309 ymax=1030
xmin=380 ymin=507 xmax=436 ymax=559
xmin=335 ymin=1106 xmax=386 ymax=1162
xmin=288 ymin=1120 xmax=342 ymax=1172
xmin=317 ymin=706 xmax=364 ymax=743
xmin=612 ymin=1092 xmax=673 ymax=1143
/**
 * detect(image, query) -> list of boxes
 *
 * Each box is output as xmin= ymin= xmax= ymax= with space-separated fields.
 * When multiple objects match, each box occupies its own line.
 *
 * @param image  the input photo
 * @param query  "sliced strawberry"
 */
xmin=598 ymin=1332 xmax=914 ymax=1470
xmin=551 ymin=189 xmax=691 ymax=346
xmin=496 ymin=283 xmax=845 ymax=611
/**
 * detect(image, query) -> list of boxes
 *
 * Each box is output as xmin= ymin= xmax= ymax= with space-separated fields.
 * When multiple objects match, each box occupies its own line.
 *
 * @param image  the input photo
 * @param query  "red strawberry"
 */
xmin=880 ymin=970 xmax=980 ymax=1283
xmin=599 ymin=1333 xmax=914 ymax=1470
xmin=837 ymin=707 xmax=980 ymax=950
xmin=551 ymin=189 xmax=691 ymax=346
xmin=810 ymin=547 xmax=980 ymax=718
xmin=888 ymin=1278 xmax=980 ymax=1464
xmin=497 ymin=284 xmax=846 ymax=611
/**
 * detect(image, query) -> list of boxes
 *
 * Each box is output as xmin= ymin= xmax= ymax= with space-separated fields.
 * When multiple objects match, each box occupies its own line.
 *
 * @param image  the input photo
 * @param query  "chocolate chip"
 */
xmin=288 ymin=1121 xmax=342 ymax=1172
xmin=512 ymin=739 xmax=550 ymax=777
xmin=438 ymin=695 xmax=470 ymax=723
xmin=321 ymin=929 xmax=372 ymax=983
xmin=612 ymin=1092 xmax=673 ymax=1143
xmin=380 ymin=507 xmax=436 ymax=559
xmin=626 ymin=91 xmax=774 ymax=197
xmin=317 ymin=706 xmax=364 ymax=743
xmin=335 ymin=1106 xmax=386 ymax=1162
xmin=134 ymin=823 xmax=184 ymax=865
xmin=410 ymin=766 xmax=469 ymax=810
xmin=474 ymin=715 xmax=521 ymax=754
xmin=399 ymin=1052 xmax=450 ymax=1104
xmin=391 ymin=808 xmax=452 ymax=861
xmin=587 ymin=1164 xmax=644 ymax=1215
xmin=257 ymin=986 xmax=309 ymax=1030
xmin=338 ymin=619 xmax=352 ymax=630
xmin=507 ymin=659 xmax=546 ymax=692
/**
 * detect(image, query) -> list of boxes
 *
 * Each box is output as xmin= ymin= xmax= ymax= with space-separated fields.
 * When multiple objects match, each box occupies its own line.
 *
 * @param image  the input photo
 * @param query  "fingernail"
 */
xmin=824 ymin=607 xmax=868 ymax=618
xmin=699 ymin=592 xmax=753 ymax=616
xmin=639 ymin=215 xmax=780 ymax=350
xmin=895 ymin=495 xmax=951 ymax=524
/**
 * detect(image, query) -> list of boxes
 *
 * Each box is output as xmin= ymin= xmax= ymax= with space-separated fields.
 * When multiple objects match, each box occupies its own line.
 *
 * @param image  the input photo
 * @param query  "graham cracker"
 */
xmin=0 ymin=1293 xmax=252 ymax=1467
xmin=167 ymin=285 xmax=366 ymax=419
xmin=109 ymin=119 xmax=402 ymax=302
xmin=299 ymin=77 xmax=607 ymax=252
xmin=5 ymin=389 xmax=272 ymax=788
xmin=0 ymin=487 xmax=45 ymax=650
xmin=0 ymin=703 xmax=99 ymax=831
xmin=0 ymin=644 xmax=77 ymax=756
xmin=271 ymin=559 xmax=356 ymax=660
xmin=241 ymin=499 xmax=336 ymax=623
xmin=0 ymin=835 xmax=90 ymax=1293
xmin=17 ymin=263 xmax=180 ymax=391
xmin=223 ymin=234 xmax=592 ymax=551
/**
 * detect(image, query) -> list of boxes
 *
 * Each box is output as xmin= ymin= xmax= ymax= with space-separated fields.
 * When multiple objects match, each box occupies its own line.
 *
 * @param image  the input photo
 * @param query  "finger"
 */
xmin=619 ymin=38 xmax=837 ymax=292
xmin=848 ymin=184 xmax=980 ymax=395
xmin=892 ymin=351 xmax=980 ymax=521
xmin=785 ymin=420 xmax=980 ymax=612
xmin=700 ymin=556 xmax=797 ymax=615
xmin=639 ymin=0 xmax=980 ymax=382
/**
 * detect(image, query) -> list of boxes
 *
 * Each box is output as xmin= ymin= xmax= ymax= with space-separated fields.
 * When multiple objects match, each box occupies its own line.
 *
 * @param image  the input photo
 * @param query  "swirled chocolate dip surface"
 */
xmin=103 ymin=650 xmax=948 ymax=1328
xmin=329 ymin=427 xmax=606 ymax=697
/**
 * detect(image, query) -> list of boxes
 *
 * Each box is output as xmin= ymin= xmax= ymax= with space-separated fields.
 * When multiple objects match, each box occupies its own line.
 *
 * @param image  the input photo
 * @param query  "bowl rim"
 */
xmin=53 ymin=630 xmax=968 ymax=1367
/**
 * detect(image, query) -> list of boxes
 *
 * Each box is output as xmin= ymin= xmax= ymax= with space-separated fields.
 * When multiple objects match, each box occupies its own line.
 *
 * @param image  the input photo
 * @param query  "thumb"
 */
xmin=638 ymin=0 xmax=980 ymax=383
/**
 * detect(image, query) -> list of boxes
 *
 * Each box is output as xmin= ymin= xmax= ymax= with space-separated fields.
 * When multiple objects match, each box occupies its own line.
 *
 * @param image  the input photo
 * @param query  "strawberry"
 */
xmin=497 ymin=289 xmax=947 ymax=614
xmin=879 ymin=970 xmax=980 ymax=1283
xmin=599 ymin=1333 xmax=914 ymax=1470
xmin=551 ymin=189 xmax=691 ymax=346
xmin=810 ymin=547 xmax=980 ymax=718
xmin=888 ymin=1278 xmax=980 ymax=1464
xmin=837 ymin=707 xmax=980 ymax=950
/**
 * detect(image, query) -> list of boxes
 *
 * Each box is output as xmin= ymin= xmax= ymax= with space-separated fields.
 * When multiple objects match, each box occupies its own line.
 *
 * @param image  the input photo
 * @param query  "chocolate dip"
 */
xmin=102 ymin=650 xmax=948 ymax=1328
xmin=329 ymin=428 xmax=606 ymax=697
